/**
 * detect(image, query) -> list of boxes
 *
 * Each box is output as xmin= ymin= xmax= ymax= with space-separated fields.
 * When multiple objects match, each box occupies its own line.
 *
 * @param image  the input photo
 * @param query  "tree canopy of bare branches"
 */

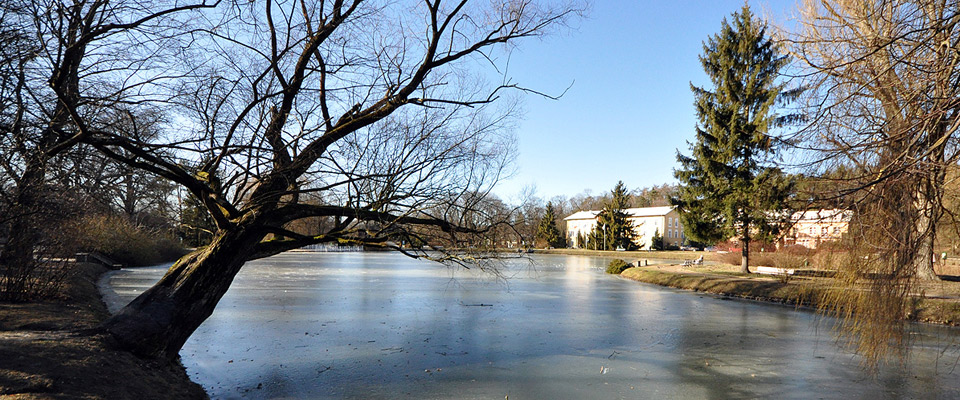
xmin=0 ymin=0 xmax=217 ymax=300
xmin=9 ymin=0 xmax=585 ymax=359
xmin=786 ymin=0 xmax=960 ymax=365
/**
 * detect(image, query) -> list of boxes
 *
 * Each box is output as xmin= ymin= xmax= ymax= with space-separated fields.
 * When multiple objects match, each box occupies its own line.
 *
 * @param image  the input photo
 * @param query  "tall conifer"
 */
xmin=536 ymin=202 xmax=566 ymax=248
xmin=673 ymin=6 xmax=797 ymax=273
xmin=589 ymin=181 xmax=637 ymax=250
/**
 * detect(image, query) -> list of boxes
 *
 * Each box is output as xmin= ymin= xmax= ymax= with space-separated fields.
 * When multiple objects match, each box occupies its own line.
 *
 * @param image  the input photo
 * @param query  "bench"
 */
xmin=681 ymin=256 xmax=704 ymax=266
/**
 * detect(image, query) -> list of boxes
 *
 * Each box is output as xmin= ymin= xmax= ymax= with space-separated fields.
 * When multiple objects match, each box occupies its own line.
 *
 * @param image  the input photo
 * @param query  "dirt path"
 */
xmin=0 ymin=263 xmax=207 ymax=399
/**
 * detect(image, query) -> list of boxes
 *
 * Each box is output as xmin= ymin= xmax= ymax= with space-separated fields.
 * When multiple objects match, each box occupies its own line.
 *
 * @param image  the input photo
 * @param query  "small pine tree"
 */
xmin=651 ymin=229 xmax=664 ymax=251
xmin=536 ymin=202 xmax=566 ymax=248
xmin=673 ymin=5 xmax=797 ymax=273
xmin=589 ymin=181 xmax=638 ymax=250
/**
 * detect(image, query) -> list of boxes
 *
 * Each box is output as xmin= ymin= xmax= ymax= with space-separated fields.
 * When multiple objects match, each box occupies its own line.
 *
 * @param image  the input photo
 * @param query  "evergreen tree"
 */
xmin=651 ymin=229 xmax=664 ymax=251
xmin=536 ymin=202 xmax=566 ymax=248
xmin=672 ymin=6 xmax=797 ymax=273
xmin=589 ymin=181 xmax=637 ymax=250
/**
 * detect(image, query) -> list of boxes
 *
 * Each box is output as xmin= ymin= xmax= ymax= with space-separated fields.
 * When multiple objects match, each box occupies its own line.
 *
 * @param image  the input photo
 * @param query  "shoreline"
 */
xmin=0 ymin=262 xmax=207 ymax=399
xmin=617 ymin=264 xmax=960 ymax=327
xmin=529 ymin=248 xmax=960 ymax=327
xmin=6 ymin=250 xmax=960 ymax=397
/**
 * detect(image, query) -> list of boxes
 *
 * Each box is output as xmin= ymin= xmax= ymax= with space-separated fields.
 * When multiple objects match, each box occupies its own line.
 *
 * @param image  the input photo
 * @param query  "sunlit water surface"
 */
xmin=101 ymin=252 xmax=960 ymax=399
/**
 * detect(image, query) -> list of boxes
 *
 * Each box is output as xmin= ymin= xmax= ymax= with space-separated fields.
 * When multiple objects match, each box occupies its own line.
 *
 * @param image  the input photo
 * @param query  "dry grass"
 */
xmin=621 ymin=265 xmax=828 ymax=307
xmin=620 ymin=263 xmax=960 ymax=327
xmin=71 ymin=214 xmax=185 ymax=267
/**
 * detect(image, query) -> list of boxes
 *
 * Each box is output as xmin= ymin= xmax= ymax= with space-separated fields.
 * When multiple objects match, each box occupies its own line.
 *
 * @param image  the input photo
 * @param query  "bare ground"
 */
xmin=0 ymin=263 xmax=207 ymax=399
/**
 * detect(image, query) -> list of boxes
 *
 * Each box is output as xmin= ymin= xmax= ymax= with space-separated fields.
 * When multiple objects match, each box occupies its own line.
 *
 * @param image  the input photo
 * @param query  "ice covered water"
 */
xmin=102 ymin=252 xmax=960 ymax=399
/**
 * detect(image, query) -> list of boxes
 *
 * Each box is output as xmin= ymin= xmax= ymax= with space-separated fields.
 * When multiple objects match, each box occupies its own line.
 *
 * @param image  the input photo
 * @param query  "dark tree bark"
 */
xmin=740 ymin=234 xmax=750 ymax=274
xmin=103 ymin=226 xmax=263 ymax=359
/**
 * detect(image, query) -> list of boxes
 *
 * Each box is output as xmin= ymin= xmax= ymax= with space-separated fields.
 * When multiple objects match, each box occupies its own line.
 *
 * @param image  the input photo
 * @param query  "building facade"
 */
xmin=564 ymin=206 xmax=685 ymax=249
xmin=780 ymin=209 xmax=853 ymax=249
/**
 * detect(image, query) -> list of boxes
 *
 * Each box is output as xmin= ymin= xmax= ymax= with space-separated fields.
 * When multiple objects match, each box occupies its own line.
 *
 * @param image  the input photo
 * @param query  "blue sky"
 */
xmin=493 ymin=0 xmax=798 ymax=202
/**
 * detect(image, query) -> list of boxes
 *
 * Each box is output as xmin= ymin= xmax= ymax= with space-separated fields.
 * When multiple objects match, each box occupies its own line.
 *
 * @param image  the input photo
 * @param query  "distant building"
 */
xmin=781 ymin=209 xmax=853 ymax=249
xmin=563 ymin=206 xmax=684 ymax=249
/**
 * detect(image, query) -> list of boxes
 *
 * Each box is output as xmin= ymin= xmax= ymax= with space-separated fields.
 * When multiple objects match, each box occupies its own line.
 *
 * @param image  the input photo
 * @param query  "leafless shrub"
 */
xmin=71 ymin=214 xmax=183 ymax=267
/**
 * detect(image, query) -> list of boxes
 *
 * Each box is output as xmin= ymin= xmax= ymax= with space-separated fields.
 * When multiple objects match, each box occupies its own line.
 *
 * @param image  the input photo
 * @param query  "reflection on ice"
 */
xmin=101 ymin=252 xmax=960 ymax=399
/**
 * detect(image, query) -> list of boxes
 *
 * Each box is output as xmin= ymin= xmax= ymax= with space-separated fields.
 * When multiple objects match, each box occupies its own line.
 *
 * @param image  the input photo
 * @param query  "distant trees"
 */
xmin=673 ymin=5 xmax=797 ymax=274
xmin=561 ymin=184 xmax=677 ymax=212
xmin=536 ymin=201 xmax=565 ymax=248
xmin=588 ymin=181 xmax=637 ymax=250
xmin=631 ymin=184 xmax=679 ymax=208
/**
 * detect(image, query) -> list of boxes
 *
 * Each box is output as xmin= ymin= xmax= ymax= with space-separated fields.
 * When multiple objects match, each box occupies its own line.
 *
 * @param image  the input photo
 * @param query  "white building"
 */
xmin=564 ymin=206 xmax=685 ymax=249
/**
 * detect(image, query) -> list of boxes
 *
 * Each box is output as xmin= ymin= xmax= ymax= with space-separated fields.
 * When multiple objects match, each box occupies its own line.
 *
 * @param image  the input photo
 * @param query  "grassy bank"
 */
xmin=0 ymin=263 xmax=207 ymax=399
xmin=619 ymin=265 xmax=960 ymax=326
xmin=621 ymin=267 xmax=822 ymax=306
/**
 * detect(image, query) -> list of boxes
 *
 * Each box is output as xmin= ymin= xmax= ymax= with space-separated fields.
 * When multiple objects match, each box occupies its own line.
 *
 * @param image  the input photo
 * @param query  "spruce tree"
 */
xmin=672 ymin=6 xmax=797 ymax=273
xmin=589 ymin=181 xmax=637 ymax=250
xmin=651 ymin=229 xmax=664 ymax=251
xmin=536 ymin=202 xmax=566 ymax=248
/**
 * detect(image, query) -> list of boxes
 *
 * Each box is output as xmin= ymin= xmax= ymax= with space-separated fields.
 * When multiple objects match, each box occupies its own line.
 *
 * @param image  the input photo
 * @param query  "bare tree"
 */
xmin=42 ymin=0 xmax=587 ymax=359
xmin=786 ymin=0 xmax=960 ymax=364
xmin=0 ymin=0 xmax=214 ymax=300
xmin=47 ymin=109 xmax=179 ymax=227
xmin=788 ymin=0 xmax=960 ymax=280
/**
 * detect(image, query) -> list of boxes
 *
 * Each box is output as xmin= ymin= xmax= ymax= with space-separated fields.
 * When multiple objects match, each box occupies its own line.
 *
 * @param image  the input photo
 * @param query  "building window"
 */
xmin=821 ymin=227 xmax=828 ymax=235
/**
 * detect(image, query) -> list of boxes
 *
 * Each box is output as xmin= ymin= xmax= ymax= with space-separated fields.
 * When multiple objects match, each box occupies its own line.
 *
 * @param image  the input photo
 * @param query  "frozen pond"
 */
xmin=102 ymin=252 xmax=960 ymax=399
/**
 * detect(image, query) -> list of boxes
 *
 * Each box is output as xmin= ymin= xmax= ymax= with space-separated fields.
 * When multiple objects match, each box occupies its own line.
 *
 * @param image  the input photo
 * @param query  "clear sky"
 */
xmin=493 ymin=0 xmax=799 ymax=203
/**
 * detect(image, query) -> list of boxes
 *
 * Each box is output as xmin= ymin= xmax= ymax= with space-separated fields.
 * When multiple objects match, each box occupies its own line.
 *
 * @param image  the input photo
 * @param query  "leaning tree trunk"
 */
xmin=102 ymin=226 xmax=265 ymax=359
xmin=740 ymin=234 xmax=751 ymax=274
